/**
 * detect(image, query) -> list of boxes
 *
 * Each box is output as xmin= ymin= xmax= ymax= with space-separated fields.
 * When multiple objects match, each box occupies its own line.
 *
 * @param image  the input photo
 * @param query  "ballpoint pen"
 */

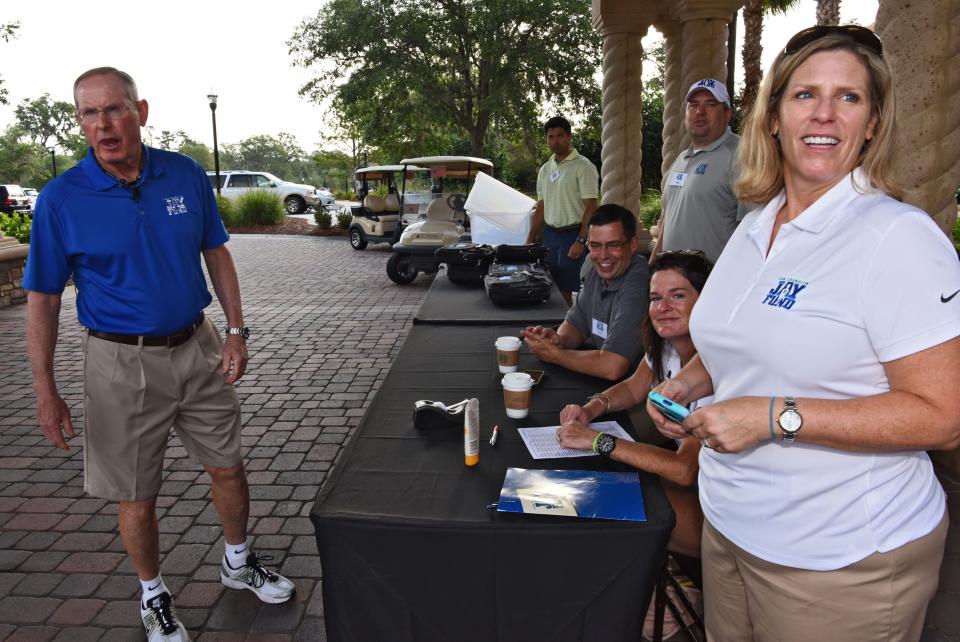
xmin=489 ymin=424 xmax=500 ymax=447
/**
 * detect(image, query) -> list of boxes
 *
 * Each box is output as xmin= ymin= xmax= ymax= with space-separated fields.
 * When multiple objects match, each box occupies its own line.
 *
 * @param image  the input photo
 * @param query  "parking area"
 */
xmin=0 ymin=233 xmax=956 ymax=640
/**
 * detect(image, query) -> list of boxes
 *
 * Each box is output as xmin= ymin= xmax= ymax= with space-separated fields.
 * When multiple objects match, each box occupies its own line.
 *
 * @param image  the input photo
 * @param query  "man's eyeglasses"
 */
xmin=77 ymin=103 xmax=135 ymax=125
xmin=784 ymin=25 xmax=882 ymax=57
xmin=587 ymin=240 xmax=628 ymax=252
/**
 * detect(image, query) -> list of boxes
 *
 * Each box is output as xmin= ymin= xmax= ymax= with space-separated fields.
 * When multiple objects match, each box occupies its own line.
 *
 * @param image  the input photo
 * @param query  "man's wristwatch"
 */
xmin=226 ymin=326 xmax=250 ymax=339
xmin=576 ymin=235 xmax=587 ymax=245
xmin=777 ymin=396 xmax=802 ymax=443
xmin=594 ymin=432 xmax=617 ymax=457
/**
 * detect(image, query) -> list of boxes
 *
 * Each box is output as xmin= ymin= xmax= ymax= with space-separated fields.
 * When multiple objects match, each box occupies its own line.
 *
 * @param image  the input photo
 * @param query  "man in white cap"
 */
xmin=652 ymin=78 xmax=746 ymax=264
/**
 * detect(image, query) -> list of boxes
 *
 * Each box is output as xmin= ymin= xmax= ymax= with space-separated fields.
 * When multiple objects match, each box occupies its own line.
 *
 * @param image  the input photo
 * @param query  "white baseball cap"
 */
xmin=685 ymin=78 xmax=730 ymax=105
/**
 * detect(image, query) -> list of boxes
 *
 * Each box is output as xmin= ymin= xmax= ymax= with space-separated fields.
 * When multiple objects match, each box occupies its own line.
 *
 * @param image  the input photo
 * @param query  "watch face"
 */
xmin=778 ymin=410 xmax=802 ymax=432
xmin=596 ymin=433 xmax=616 ymax=455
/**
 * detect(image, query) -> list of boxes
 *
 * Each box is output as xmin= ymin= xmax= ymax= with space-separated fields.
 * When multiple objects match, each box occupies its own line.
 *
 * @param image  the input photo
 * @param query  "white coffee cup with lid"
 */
xmin=501 ymin=371 xmax=534 ymax=418
xmin=495 ymin=336 xmax=521 ymax=373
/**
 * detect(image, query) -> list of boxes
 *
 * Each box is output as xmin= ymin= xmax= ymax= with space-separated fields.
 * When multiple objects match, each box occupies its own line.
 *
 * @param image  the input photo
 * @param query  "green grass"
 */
xmin=235 ymin=190 xmax=285 ymax=226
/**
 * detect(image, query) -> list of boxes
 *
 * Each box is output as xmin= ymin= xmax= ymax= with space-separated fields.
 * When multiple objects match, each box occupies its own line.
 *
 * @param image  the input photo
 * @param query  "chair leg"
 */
xmin=650 ymin=558 xmax=668 ymax=642
xmin=663 ymin=554 xmax=705 ymax=641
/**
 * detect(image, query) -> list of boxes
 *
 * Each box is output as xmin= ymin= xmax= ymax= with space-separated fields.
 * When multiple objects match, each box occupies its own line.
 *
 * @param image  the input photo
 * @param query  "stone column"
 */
xmin=592 ymin=0 xmax=656 ymax=227
xmin=658 ymin=20 xmax=685 ymax=183
xmin=876 ymin=0 xmax=960 ymax=238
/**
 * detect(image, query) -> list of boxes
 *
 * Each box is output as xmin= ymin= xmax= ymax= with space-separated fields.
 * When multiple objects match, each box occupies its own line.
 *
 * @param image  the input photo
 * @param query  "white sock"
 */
xmin=224 ymin=539 xmax=250 ymax=569
xmin=140 ymin=574 xmax=168 ymax=606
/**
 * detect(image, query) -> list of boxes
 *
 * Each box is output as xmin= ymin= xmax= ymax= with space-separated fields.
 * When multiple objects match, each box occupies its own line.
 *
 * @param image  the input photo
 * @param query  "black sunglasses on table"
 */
xmin=784 ymin=25 xmax=883 ymax=57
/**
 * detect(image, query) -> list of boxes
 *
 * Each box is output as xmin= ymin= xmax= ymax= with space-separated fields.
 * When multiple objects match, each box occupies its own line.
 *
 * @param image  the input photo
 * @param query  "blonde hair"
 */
xmin=735 ymin=32 xmax=900 ymax=205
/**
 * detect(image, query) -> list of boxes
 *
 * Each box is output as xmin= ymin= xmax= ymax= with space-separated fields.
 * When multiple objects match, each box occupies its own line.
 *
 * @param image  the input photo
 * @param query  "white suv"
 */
xmin=207 ymin=170 xmax=319 ymax=214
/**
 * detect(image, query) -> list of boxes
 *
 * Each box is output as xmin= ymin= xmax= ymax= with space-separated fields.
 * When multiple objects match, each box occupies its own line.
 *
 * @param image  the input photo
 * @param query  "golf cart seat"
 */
xmin=383 ymin=193 xmax=400 ymax=213
xmin=425 ymin=198 xmax=454 ymax=221
xmin=363 ymin=195 xmax=387 ymax=214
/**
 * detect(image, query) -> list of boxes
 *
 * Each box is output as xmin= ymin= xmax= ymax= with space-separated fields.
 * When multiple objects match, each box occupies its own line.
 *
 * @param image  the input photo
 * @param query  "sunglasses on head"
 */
xmin=784 ymin=25 xmax=882 ymax=57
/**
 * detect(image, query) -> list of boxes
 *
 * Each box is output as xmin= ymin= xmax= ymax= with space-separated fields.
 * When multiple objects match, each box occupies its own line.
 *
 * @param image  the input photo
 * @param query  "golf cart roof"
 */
xmin=399 ymin=156 xmax=494 ymax=177
xmin=355 ymin=165 xmax=425 ymax=178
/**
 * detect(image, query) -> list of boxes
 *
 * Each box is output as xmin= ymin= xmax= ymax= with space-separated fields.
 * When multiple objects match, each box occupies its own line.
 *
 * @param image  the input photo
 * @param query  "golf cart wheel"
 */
xmin=387 ymin=254 xmax=418 ymax=284
xmin=349 ymin=227 xmax=368 ymax=250
xmin=284 ymin=195 xmax=306 ymax=214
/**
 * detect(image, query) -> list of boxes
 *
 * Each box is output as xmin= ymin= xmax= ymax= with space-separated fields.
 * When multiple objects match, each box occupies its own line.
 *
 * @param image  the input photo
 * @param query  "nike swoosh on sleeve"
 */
xmin=941 ymin=289 xmax=960 ymax=303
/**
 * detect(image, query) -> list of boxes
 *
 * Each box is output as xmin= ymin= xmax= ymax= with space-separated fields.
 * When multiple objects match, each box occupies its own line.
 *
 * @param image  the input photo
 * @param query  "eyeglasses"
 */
xmin=587 ymin=240 xmax=629 ymax=252
xmin=77 ymin=103 xmax=135 ymax=125
xmin=784 ymin=25 xmax=882 ymax=57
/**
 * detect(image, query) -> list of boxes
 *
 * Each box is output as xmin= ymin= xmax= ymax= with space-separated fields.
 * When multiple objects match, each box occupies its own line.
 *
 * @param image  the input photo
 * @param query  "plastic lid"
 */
xmin=501 ymin=372 xmax=534 ymax=389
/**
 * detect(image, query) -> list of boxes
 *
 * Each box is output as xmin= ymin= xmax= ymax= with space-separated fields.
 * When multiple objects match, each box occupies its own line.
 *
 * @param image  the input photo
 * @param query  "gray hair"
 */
xmin=73 ymin=67 xmax=139 ymax=107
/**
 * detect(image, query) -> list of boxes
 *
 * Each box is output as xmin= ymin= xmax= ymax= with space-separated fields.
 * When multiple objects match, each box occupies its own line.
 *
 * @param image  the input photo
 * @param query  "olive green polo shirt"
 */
xmin=536 ymin=148 xmax=599 ymax=228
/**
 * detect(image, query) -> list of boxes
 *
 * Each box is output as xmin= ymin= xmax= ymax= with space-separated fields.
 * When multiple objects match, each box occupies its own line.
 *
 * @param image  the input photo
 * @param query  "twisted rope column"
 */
xmin=877 ymin=0 xmax=960 ymax=237
xmin=659 ymin=21 xmax=685 ymax=185
xmin=599 ymin=30 xmax=646 ymax=220
xmin=676 ymin=18 xmax=729 ymax=154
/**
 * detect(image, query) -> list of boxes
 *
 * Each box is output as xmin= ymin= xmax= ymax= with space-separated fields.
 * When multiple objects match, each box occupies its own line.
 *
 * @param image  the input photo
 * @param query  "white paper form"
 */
xmin=518 ymin=421 xmax=635 ymax=460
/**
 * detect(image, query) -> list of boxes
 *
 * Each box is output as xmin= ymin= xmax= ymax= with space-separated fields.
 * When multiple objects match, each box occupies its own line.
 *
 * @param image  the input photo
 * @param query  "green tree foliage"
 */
xmin=0 ymin=126 xmax=64 ymax=187
xmin=14 ymin=93 xmax=81 ymax=150
xmin=155 ymin=129 xmax=215 ymax=169
xmin=290 ymin=0 xmax=601 ymax=158
xmin=0 ymin=22 xmax=19 ymax=105
xmin=221 ymin=133 xmax=305 ymax=181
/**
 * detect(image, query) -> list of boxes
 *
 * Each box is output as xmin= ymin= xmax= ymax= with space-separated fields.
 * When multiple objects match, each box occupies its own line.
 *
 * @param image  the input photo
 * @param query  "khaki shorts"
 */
xmin=82 ymin=317 xmax=243 ymax=501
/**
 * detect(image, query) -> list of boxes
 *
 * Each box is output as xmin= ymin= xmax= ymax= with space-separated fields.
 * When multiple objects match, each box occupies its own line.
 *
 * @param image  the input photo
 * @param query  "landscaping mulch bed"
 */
xmin=228 ymin=216 xmax=348 ymax=237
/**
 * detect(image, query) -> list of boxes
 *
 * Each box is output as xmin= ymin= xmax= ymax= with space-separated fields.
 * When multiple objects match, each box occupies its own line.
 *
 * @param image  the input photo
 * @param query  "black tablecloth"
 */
xmin=311 ymin=324 xmax=675 ymax=642
xmin=414 ymin=266 xmax=570 ymax=326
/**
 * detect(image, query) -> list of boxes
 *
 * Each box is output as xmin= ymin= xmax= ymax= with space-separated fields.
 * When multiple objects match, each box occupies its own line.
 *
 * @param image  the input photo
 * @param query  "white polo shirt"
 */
xmin=690 ymin=168 xmax=960 ymax=570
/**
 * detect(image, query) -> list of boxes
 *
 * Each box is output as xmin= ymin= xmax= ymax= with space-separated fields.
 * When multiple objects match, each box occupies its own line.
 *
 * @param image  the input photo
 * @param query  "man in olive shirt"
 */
xmin=526 ymin=116 xmax=599 ymax=306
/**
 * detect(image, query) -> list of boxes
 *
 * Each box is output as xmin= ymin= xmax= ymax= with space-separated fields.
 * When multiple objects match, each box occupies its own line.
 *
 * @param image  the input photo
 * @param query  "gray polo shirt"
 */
xmin=565 ymin=253 xmax=649 ymax=368
xmin=661 ymin=128 xmax=746 ymax=264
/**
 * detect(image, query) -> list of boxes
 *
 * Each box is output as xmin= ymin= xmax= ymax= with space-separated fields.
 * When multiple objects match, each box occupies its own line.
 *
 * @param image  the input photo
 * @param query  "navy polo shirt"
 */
xmin=24 ymin=146 xmax=229 ymax=335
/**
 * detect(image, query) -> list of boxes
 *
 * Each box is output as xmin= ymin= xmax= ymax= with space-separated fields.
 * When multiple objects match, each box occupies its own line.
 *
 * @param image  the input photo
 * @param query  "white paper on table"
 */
xmin=518 ymin=421 xmax=635 ymax=460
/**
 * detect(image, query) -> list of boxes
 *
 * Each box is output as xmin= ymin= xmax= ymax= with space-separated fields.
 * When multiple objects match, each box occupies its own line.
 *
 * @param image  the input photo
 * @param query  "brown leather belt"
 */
xmin=545 ymin=223 xmax=580 ymax=232
xmin=87 ymin=313 xmax=204 ymax=348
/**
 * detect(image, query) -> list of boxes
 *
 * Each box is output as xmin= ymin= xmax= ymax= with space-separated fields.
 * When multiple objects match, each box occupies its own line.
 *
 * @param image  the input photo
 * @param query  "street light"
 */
xmin=207 ymin=92 xmax=221 ymax=197
xmin=46 ymin=146 xmax=57 ymax=178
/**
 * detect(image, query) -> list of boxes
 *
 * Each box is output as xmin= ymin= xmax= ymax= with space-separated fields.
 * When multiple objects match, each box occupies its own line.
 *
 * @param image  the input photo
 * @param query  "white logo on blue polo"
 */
xmin=763 ymin=278 xmax=807 ymax=310
xmin=165 ymin=196 xmax=188 ymax=216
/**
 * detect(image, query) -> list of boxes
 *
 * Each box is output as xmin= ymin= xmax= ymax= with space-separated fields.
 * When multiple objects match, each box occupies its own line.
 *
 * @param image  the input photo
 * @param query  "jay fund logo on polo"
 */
xmin=164 ymin=195 xmax=188 ymax=216
xmin=763 ymin=278 xmax=808 ymax=310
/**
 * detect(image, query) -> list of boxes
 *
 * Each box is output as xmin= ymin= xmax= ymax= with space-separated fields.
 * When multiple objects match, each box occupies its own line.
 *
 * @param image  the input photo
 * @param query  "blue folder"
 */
xmin=496 ymin=468 xmax=647 ymax=522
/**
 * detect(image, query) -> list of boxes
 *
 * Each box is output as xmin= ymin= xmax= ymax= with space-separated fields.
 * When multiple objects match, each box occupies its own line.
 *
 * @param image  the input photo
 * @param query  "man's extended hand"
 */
xmin=222 ymin=335 xmax=249 ymax=384
xmin=36 ymin=392 xmax=75 ymax=450
xmin=567 ymin=240 xmax=585 ymax=260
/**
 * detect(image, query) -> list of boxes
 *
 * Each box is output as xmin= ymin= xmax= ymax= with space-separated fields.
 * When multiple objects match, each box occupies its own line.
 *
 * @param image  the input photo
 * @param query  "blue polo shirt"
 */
xmin=24 ymin=146 xmax=229 ymax=335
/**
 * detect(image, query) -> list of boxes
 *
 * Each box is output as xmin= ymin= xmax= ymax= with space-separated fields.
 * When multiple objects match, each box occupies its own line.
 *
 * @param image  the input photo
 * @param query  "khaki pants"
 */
xmin=702 ymin=512 xmax=947 ymax=642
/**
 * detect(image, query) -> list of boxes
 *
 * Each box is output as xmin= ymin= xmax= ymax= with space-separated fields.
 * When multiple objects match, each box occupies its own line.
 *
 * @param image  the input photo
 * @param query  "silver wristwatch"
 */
xmin=777 ymin=396 xmax=802 ymax=443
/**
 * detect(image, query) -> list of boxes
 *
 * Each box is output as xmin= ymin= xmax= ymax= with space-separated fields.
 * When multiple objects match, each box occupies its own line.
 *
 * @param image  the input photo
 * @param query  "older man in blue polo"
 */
xmin=652 ymin=78 xmax=746 ymax=264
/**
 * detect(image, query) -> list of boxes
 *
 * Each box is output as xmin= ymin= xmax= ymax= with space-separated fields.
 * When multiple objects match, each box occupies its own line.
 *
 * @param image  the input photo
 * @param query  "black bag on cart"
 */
xmin=483 ymin=263 xmax=553 ymax=305
xmin=494 ymin=243 xmax=548 ymax=264
xmin=435 ymin=242 xmax=496 ymax=286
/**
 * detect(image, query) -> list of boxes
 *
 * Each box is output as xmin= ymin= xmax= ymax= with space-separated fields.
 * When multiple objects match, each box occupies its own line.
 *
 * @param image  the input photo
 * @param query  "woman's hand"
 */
xmin=556 ymin=422 xmax=597 ymax=451
xmin=685 ymin=396 xmax=769 ymax=453
xmin=559 ymin=403 xmax=590 ymax=425
xmin=647 ymin=378 xmax=692 ymax=441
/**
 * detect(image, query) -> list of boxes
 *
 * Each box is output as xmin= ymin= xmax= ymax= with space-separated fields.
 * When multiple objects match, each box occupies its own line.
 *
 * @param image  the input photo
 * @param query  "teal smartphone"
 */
xmin=647 ymin=391 xmax=689 ymax=423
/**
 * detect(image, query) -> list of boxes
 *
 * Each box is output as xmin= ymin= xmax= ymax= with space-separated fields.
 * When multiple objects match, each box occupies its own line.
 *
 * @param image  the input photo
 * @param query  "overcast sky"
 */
xmin=0 ymin=0 xmax=878 ymax=154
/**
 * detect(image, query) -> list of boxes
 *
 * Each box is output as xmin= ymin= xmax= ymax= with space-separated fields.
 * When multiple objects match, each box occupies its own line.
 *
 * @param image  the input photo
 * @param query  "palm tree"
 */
xmin=740 ymin=0 xmax=801 ymax=121
xmin=816 ymin=0 xmax=841 ymax=26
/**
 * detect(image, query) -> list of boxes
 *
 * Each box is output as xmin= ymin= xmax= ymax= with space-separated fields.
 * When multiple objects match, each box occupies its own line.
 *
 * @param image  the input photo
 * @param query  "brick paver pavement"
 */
xmin=0 ymin=235 xmax=431 ymax=640
xmin=1 ymin=233 xmax=957 ymax=640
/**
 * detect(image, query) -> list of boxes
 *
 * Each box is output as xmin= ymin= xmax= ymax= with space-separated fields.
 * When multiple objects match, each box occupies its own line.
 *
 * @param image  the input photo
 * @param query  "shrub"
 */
xmin=0 ymin=213 xmax=31 ymax=244
xmin=953 ymin=212 xmax=960 ymax=253
xmin=235 ymin=190 xmax=285 ymax=226
xmin=216 ymin=195 xmax=235 ymax=226
xmin=334 ymin=190 xmax=358 ymax=201
xmin=637 ymin=190 xmax=662 ymax=230
xmin=336 ymin=211 xmax=352 ymax=229
xmin=315 ymin=209 xmax=332 ymax=229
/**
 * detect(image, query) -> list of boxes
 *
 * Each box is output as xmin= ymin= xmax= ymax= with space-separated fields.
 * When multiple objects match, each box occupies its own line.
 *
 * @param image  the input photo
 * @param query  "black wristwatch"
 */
xmin=226 ymin=326 xmax=250 ymax=339
xmin=576 ymin=235 xmax=588 ymax=245
xmin=594 ymin=432 xmax=617 ymax=457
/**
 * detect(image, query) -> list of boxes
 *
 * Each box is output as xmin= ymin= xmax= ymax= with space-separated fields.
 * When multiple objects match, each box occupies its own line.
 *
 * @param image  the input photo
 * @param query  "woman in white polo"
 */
xmin=649 ymin=26 xmax=960 ymax=641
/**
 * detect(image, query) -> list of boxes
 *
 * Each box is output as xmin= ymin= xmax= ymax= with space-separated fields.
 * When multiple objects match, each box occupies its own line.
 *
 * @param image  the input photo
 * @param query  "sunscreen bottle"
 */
xmin=464 ymin=398 xmax=479 ymax=466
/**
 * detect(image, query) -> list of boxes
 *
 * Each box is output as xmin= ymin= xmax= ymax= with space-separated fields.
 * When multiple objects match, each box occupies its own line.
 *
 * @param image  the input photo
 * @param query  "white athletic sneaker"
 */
xmin=221 ymin=552 xmax=296 ymax=604
xmin=140 ymin=591 xmax=190 ymax=642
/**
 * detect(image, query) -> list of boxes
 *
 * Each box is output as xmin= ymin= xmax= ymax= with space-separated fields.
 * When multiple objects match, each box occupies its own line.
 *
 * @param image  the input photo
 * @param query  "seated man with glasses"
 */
xmin=522 ymin=204 xmax=649 ymax=380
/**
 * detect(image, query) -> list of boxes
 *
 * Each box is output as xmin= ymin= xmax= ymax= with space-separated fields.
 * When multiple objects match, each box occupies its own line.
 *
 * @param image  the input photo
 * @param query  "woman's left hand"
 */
xmin=556 ymin=422 xmax=597 ymax=451
xmin=684 ymin=396 xmax=770 ymax=453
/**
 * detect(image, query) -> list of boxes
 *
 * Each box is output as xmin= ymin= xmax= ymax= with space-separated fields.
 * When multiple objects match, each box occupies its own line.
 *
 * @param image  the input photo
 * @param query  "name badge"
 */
xmin=549 ymin=170 xmax=561 ymax=183
xmin=592 ymin=318 xmax=608 ymax=339
xmin=668 ymin=172 xmax=688 ymax=187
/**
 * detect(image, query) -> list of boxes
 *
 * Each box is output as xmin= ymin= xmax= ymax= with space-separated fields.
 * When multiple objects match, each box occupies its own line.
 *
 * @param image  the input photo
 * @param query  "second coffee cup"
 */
xmin=502 ymin=372 xmax=534 ymax=418
xmin=495 ymin=336 xmax=521 ymax=373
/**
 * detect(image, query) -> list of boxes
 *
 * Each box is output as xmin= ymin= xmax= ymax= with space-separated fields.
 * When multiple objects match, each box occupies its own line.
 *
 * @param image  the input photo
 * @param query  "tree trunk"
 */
xmin=740 ymin=0 xmax=764 ymax=122
xmin=816 ymin=0 xmax=841 ymax=26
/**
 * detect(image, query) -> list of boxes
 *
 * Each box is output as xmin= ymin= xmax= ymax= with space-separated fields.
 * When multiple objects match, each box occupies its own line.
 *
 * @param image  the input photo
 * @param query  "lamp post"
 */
xmin=46 ymin=146 xmax=57 ymax=178
xmin=207 ymin=93 xmax=221 ymax=197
